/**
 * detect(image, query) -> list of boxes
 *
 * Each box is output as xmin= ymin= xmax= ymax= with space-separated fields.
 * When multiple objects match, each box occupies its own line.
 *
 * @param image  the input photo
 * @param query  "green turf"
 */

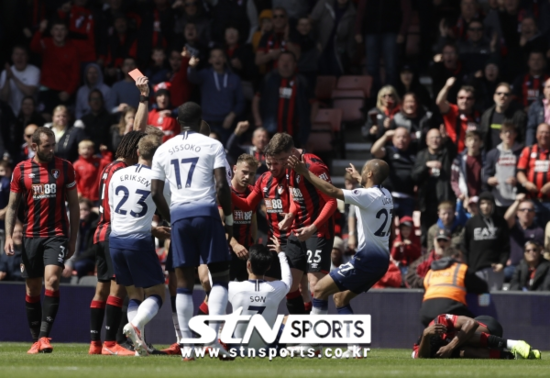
xmin=0 ymin=343 xmax=547 ymax=378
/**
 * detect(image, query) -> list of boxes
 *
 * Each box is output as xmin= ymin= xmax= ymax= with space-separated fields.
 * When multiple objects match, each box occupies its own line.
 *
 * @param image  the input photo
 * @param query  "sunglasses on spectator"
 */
xmin=25 ymin=134 xmax=33 ymax=138
xmin=468 ymin=27 xmax=483 ymax=31
xmin=382 ymin=94 xmax=394 ymax=98
xmin=273 ymin=14 xmax=286 ymax=19
xmin=496 ymin=92 xmax=510 ymax=96
xmin=458 ymin=96 xmax=474 ymax=100
xmin=525 ymin=248 xmax=539 ymax=253
xmin=518 ymin=208 xmax=535 ymax=212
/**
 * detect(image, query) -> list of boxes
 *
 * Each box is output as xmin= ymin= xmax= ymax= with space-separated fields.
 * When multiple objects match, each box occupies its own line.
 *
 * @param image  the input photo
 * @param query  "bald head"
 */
xmin=363 ymin=159 xmax=390 ymax=185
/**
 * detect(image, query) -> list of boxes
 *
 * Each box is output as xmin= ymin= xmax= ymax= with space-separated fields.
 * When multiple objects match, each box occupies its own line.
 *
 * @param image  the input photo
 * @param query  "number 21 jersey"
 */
xmin=342 ymin=186 xmax=393 ymax=255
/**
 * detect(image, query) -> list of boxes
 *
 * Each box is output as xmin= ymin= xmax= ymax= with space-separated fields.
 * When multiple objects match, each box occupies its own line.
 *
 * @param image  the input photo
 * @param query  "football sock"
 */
xmin=117 ymin=297 xmax=129 ymax=344
xmin=311 ymin=298 xmax=328 ymax=315
xmin=38 ymin=290 xmax=60 ymax=338
xmin=90 ymin=300 xmax=106 ymax=342
xmin=208 ymin=282 xmax=228 ymax=335
xmin=170 ymin=296 xmax=182 ymax=341
xmin=25 ymin=295 xmax=42 ymax=342
xmin=336 ymin=304 xmax=354 ymax=315
xmin=506 ymin=340 xmax=521 ymax=350
xmin=176 ymin=288 xmax=194 ymax=343
xmin=304 ymin=301 xmax=312 ymax=313
xmin=286 ymin=290 xmax=306 ymax=314
xmin=127 ymin=299 xmax=141 ymax=323
xmin=132 ymin=295 xmax=162 ymax=330
xmin=198 ymin=301 xmax=209 ymax=315
xmin=105 ymin=295 xmax=123 ymax=342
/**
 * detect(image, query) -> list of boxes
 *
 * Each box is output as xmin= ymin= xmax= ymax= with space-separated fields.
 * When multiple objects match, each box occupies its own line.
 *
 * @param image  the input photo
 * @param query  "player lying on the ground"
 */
xmin=228 ymin=238 xmax=292 ymax=352
xmin=412 ymin=314 xmax=541 ymax=359
xmin=108 ymin=134 xmax=171 ymax=357
xmin=287 ymin=157 xmax=392 ymax=358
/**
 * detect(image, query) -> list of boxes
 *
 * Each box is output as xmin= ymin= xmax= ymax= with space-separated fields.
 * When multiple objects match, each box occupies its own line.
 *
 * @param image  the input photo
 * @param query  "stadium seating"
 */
xmin=314 ymin=76 xmax=337 ymax=102
xmin=331 ymin=89 xmax=365 ymax=124
xmin=336 ymin=75 xmax=373 ymax=99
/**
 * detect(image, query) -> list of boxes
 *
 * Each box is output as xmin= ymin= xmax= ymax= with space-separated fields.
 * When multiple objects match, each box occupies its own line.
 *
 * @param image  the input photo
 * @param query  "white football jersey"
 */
xmin=228 ymin=252 xmax=292 ymax=350
xmin=151 ymin=131 xmax=227 ymax=210
xmin=108 ymin=164 xmax=169 ymax=236
xmin=342 ymin=186 xmax=393 ymax=255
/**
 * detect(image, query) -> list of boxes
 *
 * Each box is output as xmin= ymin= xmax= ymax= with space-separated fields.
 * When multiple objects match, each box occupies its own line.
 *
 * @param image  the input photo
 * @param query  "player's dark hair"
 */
xmin=138 ymin=134 xmax=161 ymax=160
xmin=177 ymin=102 xmax=202 ymax=130
xmin=264 ymin=133 xmax=294 ymax=156
xmin=115 ymin=130 xmax=146 ymax=160
xmin=248 ymin=244 xmax=273 ymax=275
xmin=31 ymin=127 xmax=55 ymax=146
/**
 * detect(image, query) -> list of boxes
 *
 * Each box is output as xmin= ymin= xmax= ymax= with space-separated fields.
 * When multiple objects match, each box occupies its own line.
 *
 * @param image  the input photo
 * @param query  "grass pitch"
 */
xmin=0 ymin=343 xmax=547 ymax=378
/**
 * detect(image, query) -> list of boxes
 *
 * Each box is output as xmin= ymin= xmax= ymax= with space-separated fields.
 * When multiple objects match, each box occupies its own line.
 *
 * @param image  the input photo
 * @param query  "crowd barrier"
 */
xmin=1 ymin=282 xmax=549 ymax=350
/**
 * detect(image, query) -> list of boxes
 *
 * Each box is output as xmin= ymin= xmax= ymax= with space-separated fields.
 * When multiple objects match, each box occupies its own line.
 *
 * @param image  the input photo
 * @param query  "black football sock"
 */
xmin=286 ymin=290 xmax=306 ymax=314
xmin=25 ymin=295 xmax=42 ymax=342
xmin=38 ymin=290 xmax=60 ymax=338
xmin=487 ymin=335 xmax=507 ymax=350
xmin=105 ymin=295 xmax=123 ymax=342
xmin=90 ymin=300 xmax=106 ymax=342
xmin=116 ymin=297 xmax=129 ymax=344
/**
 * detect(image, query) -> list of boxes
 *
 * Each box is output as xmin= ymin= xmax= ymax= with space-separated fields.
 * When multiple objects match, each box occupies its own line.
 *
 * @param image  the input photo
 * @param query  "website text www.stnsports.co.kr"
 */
xmin=180 ymin=346 xmax=371 ymax=360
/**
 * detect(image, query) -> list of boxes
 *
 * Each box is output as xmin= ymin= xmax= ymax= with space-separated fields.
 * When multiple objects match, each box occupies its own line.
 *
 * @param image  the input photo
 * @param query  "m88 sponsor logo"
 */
xmin=31 ymin=183 xmax=57 ymax=199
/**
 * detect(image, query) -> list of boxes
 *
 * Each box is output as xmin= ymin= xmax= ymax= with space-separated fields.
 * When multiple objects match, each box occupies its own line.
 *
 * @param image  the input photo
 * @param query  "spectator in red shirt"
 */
xmin=31 ymin=18 xmax=80 ymax=116
xmin=372 ymin=262 xmax=402 ymax=289
xmin=168 ymin=47 xmax=193 ymax=108
xmin=73 ymin=140 xmax=112 ymax=202
xmin=147 ymin=88 xmax=180 ymax=143
xmin=451 ymin=130 xmax=485 ymax=200
xmin=57 ymin=0 xmax=97 ymax=63
xmin=437 ymin=76 xmax=480 ymax=153
xmin=517 ymin=122 xmax=550 ymax=227
xmin=390 ymin=216 xmax=421 ymax=278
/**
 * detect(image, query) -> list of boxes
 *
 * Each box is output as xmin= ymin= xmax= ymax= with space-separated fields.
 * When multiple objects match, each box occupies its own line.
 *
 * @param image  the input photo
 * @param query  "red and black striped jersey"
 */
xmin=286 ymin=153 xmax=337 ymax=239
xmin=232 ymin=185 xmax=254 ymax=248
xmin=10 ymin=157 xmax=76 ymax=238
xmin=93 ymin=160 xmax=127 ymax=244
xmin=517 ymin=144 xmax=550 ymax=200
xmin=513 ymin=73 xmax=550 ymax=108
xmin=231 ymin=171 xmax=291 ymax=245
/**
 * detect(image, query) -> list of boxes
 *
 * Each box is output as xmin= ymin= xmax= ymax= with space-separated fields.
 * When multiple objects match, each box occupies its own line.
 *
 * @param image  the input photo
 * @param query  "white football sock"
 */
xmin=172 ymin=312 xmax=182 ymax=342
xmin=207 ymin=284 xmax=228 ymax=336
xmin=507 ymin=340 xmax=520 ymax=349
xmin=127 ymin=299 xmax=140 ymax=323
xmin=176 ymin=292 xmax=194 ymax=343
xmin=132 ymin=296 xmax=162 ymax=330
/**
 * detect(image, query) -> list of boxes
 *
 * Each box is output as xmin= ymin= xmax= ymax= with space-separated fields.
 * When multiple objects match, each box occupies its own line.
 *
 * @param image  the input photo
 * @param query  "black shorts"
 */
xmin=21 ymin=236 xmax=68 ymax=279
xmin=285 ymin=234 xmax=333 ymax=274
xmin=230 ymin=252 xmax=248 ymax=281
xmin=95 ymin=240 xmax=115 ymax=282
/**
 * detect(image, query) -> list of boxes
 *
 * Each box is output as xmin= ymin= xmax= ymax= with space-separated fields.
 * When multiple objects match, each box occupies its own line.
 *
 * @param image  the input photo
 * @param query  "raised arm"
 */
xmin=504 ymin=193 xmax=525 ymax=229
xmin=436 ymin=77 xmax=455 ymax=115
xmin=287 ymin=156 xmax=344 ymax=201
xmin=435 ymin=317 xmax=479 ymax=358
xmin=134 ymin=76 xmax=150 ymax=132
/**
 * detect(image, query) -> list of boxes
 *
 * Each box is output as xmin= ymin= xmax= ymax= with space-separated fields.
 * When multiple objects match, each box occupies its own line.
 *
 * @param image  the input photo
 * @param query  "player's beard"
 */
xmin=36 ymin=149 xmax=54 ymax=162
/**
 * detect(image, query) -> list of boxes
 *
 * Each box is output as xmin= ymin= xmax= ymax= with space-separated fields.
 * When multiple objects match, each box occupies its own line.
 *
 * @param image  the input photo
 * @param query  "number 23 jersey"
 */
xmin=108 ymin=164 xmax=170 ymax=236
xmin=342 ymin=186 xmax=393 ymax=255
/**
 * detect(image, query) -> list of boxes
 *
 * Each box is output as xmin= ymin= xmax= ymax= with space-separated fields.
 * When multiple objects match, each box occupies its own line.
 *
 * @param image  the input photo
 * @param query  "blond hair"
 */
xmin=376 ymin=85 xmax=401 ymax=110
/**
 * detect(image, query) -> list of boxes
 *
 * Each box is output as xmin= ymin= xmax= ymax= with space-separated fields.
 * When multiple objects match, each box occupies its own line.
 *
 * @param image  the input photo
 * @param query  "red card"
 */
xmin=129 ymin=69 xmax=144 ymax=81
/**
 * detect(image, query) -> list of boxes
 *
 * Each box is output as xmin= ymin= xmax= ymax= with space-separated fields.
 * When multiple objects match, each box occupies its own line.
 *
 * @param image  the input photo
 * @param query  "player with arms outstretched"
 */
xmin=287 ymin=157 xmax=392 ymax=358
xmin=4 ymin=127 xmax=79 ymax=354
xmin=151 ymin=102 xmax=233 ymax=360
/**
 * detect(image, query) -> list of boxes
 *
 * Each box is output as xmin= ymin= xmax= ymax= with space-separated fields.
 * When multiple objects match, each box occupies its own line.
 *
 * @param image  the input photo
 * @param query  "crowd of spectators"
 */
xmin=1 ymin=0 xmax=550 ymax=293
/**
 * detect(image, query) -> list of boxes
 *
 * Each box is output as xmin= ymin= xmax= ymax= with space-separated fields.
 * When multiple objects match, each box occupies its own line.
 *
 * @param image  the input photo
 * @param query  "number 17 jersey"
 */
xmin=151 ymin=131 xmax=227 ymax=223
